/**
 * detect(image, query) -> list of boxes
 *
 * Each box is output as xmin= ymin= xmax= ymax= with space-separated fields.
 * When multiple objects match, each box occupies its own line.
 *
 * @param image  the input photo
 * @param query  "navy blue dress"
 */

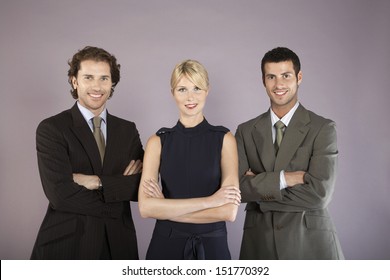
xmin=145 ymin=118 xmax=231 ymax=260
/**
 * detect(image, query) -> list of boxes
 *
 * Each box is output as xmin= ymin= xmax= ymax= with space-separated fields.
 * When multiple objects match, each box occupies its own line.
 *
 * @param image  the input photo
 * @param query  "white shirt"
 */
xmin=270 ymin=102 xmax=300 ymax=190
xmin=77 ymin=102 xmax=107 ymax=143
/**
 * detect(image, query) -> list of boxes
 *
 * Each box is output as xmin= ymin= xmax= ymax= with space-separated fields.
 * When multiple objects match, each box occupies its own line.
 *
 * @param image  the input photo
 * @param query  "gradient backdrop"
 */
xmin=1 ymin=0 xmax=389 ymax=260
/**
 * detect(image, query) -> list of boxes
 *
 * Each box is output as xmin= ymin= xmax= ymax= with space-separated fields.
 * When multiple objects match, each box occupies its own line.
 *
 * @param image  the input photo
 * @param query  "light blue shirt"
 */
xmin=77 ymin=102 xmax=107 ymax=144
xmin=270 ymin=102 xmax=300 ymax=190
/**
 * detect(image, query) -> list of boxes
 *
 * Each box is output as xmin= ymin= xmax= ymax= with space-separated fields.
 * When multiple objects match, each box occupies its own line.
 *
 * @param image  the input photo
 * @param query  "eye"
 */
xmin=194 ymin=87 xmax=201 ymax=91
xmin=177 ymin=87 xmax=187 ymax=93
xmin=283 ymin=74 xmax=292 ymax=79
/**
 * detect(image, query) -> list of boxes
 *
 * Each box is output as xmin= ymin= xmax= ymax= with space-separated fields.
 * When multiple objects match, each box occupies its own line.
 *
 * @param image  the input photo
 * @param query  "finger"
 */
xmin=132 ymin=161 xmax=143 ymax=174
xmin=123 ymin=160 xmax=135 ymax=175
xmin=143 ymin=183 xmax=162 ymax=198
xmin=128 ymin=160 xmax=143 ymax=175
xmin=226 ymin=192 xmax=241 ymax=204
xmin=143 ymin=184 xmax=157 ymax=196
xmin=144 ymin=179 xmax=160 ymax=191
xmin=128 ymin=160 xmax=138 ymax=175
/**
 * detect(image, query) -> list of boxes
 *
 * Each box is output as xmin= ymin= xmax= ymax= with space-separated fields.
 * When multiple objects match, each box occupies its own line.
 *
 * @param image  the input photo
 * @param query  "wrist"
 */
xmin=97 ymin=177 xmax=103 ymax=191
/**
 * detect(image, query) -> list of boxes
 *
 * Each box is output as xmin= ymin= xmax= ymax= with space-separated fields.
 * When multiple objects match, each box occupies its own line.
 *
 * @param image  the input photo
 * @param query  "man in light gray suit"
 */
xmin=236 ymin=47 xmax=344 ymax=259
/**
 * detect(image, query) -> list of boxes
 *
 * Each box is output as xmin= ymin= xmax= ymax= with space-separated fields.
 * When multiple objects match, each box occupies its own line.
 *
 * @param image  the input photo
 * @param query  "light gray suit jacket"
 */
xmin=235 ymin=104 xmax=344 ymax=259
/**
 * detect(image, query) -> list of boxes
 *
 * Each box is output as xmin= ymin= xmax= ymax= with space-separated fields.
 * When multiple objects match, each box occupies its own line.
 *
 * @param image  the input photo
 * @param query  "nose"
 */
xmin=275 ymin=77 xmax=285 ymax=88
xmin=186 ymin=91 xmax=195 ymax=100
xmin=91 ymin=80 xmax=102 ymax=91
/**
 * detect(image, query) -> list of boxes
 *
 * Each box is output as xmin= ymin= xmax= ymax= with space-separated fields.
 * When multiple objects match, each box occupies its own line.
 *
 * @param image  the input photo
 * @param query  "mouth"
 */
xmin=185 ymin=104 xmax=197 ymax=109
xmin=273 ymin=89 xmax=288 ymax=96
xmin=89 ymin=92 xmax=104 ymax=99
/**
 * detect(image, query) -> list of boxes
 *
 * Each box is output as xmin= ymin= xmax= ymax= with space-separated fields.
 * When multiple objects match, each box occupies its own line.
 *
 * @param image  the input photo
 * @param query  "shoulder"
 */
xmin=299 ymin=106 xmax=337 ymax=141
xmin=237 ymin=111 xmax=268 ymax=131
xmin=37 ymin=109 xmax=72 ymax=132
xmin=203 ymin=119 xmax=229 ymax=134
xmin=304 ymin=107 xmax=336 ymax=128
xmin=156 ymin=126 xmax=175 ymax=136
xmin=145 ymin=134 xmax=162 ymax=151
xmin=107 ymin=113 xmax=137 ymax=128
xmin=208 ymin=124 xmax=230 ymax=134
xmin=222 ymin=132 xmax=237 ymax=147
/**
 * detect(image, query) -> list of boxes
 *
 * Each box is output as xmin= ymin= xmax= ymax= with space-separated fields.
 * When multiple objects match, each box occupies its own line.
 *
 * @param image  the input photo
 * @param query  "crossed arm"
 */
xmin=73 ymin=160 xmax=142 ymax=190
xmin=244 ymin=169 xmax=305 ymax=188
xmin=237 ymin=121 xmax=338 ymax=212
xmin=138 ymin=132 xmax=241 ymax=223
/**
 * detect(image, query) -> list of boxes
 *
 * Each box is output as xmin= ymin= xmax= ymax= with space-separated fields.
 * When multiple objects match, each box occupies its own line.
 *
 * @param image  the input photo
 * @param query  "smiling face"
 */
xmin=263 ymin=60 xmax=302 ymax=118
xmin=172 ymin=75 xmax=208 ymax=125
xmin=71 ymin=60 xmax=112 ymax=116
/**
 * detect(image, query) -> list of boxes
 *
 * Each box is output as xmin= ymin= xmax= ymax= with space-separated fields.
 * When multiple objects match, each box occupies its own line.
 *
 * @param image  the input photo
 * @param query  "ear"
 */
xmin=205 ymin=86 xmax=210 ymax=97
xmin=297 ymin=71 xmax=303 ymax=85
xmin=71 ymin=76 xmax=78 ymax=89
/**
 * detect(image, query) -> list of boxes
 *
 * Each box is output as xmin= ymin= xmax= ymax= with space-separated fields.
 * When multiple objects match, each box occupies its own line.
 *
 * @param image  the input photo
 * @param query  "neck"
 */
xmin=179 ymin=115 xmax=204 ymax=128
xmin=271 ymin=101 xmax=298 ymax=119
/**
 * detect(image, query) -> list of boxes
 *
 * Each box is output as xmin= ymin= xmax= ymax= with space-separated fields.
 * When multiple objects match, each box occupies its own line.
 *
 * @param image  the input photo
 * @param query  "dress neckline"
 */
xmin=176 ymin=118 xmax=209 ymax=136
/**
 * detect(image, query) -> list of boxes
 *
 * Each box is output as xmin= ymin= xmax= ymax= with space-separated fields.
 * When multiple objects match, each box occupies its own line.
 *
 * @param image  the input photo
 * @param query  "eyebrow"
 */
xmin=265 ymin=72 xmax=293 ymax=77
xmin=82 ymin=74 xmax=111 ymax=78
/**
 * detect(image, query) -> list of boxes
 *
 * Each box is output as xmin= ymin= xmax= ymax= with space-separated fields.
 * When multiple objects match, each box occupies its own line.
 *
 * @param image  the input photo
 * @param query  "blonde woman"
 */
xmin=138 ymin=60 xmax=240 ymax=260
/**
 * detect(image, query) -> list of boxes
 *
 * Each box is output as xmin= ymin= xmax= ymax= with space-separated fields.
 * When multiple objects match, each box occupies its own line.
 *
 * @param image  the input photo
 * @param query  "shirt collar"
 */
xmin=270 ymin=101 xmax=300 ymax=127
xmin=77 ymin=101 xmax=107 ymax=124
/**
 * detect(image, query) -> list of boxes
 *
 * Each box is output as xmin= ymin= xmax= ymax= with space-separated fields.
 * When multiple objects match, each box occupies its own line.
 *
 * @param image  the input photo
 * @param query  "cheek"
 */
xmin=264 ymin=81 xmax=274 ymax=91
xmin=265 ymin=86 xmax=273 ymax=95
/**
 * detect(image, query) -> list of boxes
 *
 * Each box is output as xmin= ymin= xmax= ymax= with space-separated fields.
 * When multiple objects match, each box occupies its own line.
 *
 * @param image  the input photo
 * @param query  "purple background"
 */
xmin=1 ymin=0 xmax=389 ymax=259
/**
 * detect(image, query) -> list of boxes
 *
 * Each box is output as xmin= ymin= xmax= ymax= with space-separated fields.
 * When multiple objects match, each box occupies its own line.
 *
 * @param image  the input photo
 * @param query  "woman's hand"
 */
xmin=143 ymin=178 xmax=164 ymax=198
xmin=207 ymin=185 xmax=241 ymax=207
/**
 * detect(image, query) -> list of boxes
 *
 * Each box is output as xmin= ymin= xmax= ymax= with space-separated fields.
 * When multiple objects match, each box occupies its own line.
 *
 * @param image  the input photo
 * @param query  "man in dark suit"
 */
xmin=236 ymin=47 xmax=344 ymax=259
xmin=31 ymin=46 xmax=144 ymax=259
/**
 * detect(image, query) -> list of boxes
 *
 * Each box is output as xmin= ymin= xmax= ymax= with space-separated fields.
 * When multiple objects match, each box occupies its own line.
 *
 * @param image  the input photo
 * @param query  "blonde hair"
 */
xmin=170 ymin=59 xmax=209 ymax=91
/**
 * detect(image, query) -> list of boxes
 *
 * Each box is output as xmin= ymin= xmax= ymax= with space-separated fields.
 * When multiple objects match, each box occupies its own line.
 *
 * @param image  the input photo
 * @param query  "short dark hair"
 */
xmin=261 ymin=47 xmax=301 ymax=84
xmin=67 ymin=46 xmax=121 ymax=99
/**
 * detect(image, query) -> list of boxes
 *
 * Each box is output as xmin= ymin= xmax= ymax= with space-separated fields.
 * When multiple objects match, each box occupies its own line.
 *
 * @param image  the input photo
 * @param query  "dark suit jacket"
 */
xmin=235 ymin=104 xmax=344 ymax=259
xmin=31 ymin=103 xmax=143 ymax=259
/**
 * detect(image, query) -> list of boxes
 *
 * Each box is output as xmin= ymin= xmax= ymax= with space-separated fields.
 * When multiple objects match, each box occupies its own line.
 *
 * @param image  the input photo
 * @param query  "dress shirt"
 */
xmin=77 ymin=102 xmax=107 ymax=144
xmin=270 ymin=102 xmax=300 ymax=190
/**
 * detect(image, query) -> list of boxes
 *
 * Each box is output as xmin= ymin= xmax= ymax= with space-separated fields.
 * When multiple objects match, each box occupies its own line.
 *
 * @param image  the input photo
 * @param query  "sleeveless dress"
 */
xmin=145 ymin=118 xmax=231 ymax=260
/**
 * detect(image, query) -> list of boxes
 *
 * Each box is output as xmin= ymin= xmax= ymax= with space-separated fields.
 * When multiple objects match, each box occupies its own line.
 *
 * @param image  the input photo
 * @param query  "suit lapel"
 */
xmin=251 ymin=110 xmax=276 ymax=172
xmin=274 ymin=105 xmax=311 ymax=171
xmin=70 ymin=104 xmax=102 ymax=174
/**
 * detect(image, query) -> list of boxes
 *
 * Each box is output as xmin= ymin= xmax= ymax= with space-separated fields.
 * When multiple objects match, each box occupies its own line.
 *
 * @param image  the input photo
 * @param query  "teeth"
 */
xmin=274 ymin=91 xmax=286 ymax=96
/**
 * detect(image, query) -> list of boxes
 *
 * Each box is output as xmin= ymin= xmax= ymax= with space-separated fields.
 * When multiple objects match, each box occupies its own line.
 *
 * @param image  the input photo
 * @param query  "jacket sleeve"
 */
xmin=36 ymin=120 xmax=121 ymax=218
xmin=260 ymin=121 xmax=338 ymax=212
xmin=235 ymin=124 xmax=282 ymax=203
xmin=100 ymin=122 xmax=144 ymax=203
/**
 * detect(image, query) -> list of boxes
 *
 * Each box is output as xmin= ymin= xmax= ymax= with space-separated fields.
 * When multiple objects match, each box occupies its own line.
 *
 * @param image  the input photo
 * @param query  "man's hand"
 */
xmin=123 ymin=159 xmax=142 ymax=176
xmin=244 ymin=169 xmax=255 ymax=176
xmin=284 ymin=171 xmax=305 ymax=187
xmin=73 ymin=174 xmax=100 ymax=190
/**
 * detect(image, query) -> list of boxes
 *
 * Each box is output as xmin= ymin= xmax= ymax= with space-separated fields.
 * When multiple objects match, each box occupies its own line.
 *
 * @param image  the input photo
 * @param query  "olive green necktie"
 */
xmin=92 ymin=117 xmax=105 ymax=163
xmin=274 ymin=120 xmax=285 ymax=154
